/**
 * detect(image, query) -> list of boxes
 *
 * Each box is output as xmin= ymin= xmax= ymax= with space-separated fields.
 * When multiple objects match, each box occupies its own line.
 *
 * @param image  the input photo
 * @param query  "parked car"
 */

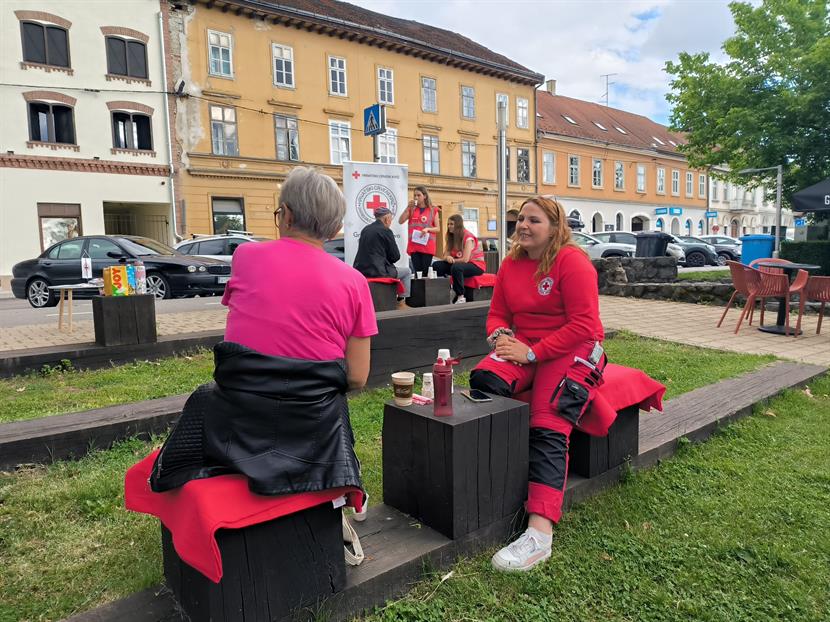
xmin=593 ymin=231 xmax=686 ymax=263
xmin=698 ymin=235 xmax=742 ymax=265
xmin=665 ymin=234 xmax=719 ymax=267
xmin=11 ymin=235 xmax=231 ymax=308
xmin=571 ymin=232 xmax=635 ymax=259
xmin=324 ymin=236 xmax=345 ymax=261
xmin=175 ymin=231 xmax=272 ymax=262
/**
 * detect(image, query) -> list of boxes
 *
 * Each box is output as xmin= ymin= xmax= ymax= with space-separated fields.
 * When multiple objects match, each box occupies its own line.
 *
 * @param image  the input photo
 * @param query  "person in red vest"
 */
xmin=398 ymin=186 xmax=439 ymax=276
xmin=432 ymin=214 xmax=485 ymax=303
xmin=469 ymin=196 xmax=604 ymax=572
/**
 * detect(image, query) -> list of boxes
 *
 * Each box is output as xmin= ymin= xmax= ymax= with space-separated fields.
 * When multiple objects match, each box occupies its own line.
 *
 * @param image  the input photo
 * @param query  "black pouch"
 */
xmin=549 ymin=353 xmax=607 ymax=426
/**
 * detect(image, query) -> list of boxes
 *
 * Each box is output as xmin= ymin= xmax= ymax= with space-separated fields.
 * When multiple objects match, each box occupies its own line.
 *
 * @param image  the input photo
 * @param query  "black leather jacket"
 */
xmin=150 ymin=341 xmax=362 ymax=496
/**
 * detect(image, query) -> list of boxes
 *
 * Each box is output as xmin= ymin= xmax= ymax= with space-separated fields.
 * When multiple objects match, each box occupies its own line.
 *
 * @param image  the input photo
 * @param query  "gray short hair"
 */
xmin=279 ymin=166 xmax=345 ymax=240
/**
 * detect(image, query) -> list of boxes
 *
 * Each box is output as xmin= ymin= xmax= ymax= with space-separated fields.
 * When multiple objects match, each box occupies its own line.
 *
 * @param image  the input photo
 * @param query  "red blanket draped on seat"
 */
xmin=366 ymin=277 xmax=404 ymax=295
xmin=464 ymin=273 xmax=497 ymax=289
xmin=125 ymin=451 xmax=362 ymax=583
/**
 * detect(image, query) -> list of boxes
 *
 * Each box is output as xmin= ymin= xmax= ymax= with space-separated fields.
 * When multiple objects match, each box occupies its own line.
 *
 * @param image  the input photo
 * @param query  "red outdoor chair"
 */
xmin=744 ymin=268 xmax=809 ymax=337
xmin=749 ymin=257 xmax=793 ymax=325
xmin=803 ymin=275 xmax=830 ymax=334
xmin=718 ymin=261 xmax=757 ymax=331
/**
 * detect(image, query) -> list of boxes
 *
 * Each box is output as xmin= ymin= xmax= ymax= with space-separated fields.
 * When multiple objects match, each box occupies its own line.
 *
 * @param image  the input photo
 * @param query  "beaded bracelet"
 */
xmin=487 ymin=327 xmax=515 ymax=350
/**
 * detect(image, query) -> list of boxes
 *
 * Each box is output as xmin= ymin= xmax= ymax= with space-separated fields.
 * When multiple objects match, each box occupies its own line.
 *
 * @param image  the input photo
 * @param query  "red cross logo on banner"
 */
xmin=365 ymin=194 xmax=387 ymax=213
xmin=352 ymin=171 xmax=361 ymax=180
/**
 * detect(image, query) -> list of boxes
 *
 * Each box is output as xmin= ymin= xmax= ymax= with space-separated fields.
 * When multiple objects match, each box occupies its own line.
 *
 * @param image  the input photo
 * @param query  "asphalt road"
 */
xmin=0 ymin=295 xmax=224 ymax=328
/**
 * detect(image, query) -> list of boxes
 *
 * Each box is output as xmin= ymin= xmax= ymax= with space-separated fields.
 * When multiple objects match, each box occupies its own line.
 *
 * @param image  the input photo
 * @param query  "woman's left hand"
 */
xmin=494 ymin=336 xmax=531 ymax=365
xmin=445 ymin=256 xmax=455 ymax=264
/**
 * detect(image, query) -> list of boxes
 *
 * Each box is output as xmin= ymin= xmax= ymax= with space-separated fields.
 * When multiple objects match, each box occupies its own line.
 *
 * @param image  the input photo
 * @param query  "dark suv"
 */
xmin=698 ymin=235 xmax=742 ymax=265
xmin=668 ymin=235 xmax=720 ymax=267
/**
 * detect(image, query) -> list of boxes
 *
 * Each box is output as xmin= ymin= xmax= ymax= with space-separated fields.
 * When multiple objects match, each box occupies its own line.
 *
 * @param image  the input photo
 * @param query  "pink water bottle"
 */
xmin=433 ymin=354 xmax=453 ymax=417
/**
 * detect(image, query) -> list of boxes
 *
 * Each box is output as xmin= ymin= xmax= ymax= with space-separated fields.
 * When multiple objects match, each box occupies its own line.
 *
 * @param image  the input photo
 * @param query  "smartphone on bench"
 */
xmin=461 ymin=389 xmax=493 ymax=403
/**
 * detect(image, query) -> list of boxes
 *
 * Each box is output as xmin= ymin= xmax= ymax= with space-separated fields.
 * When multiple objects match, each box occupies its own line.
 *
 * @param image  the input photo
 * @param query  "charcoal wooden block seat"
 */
xmin=406 ymin=277 xmax=452 ymax=307
xmin=569 ymin=405 xmax=639 ymax=478
xmin=367 ymin=280 xmax=398 ymax=311
xmin=383 ymin=392 xmax=529 ymax=539
xmin=91 ymin=294 xmax=157 ymax=347
xmin=463 ymin=274 xmax=496 ymax=302
xmin=162 ymin=502 xmax=344 ymax=622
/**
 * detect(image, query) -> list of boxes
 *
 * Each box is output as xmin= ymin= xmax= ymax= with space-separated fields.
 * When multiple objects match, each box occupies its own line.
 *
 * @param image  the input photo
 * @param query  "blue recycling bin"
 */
xmin=739 ymin=234 xmax=775 ymax=265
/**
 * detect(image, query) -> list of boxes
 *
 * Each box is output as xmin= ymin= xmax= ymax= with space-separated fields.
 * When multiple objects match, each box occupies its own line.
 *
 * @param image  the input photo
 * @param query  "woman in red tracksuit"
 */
xmin=432 ymin=213 xmax=486 ymax=303
xmin=469 ymin=195 xmax=604 ymax=572
xmin=398 ymin=185 xmax=440 ymax=276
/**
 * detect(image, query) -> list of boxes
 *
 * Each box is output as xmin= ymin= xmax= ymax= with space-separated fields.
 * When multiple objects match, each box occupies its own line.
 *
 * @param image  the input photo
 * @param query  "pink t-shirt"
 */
xmin=222 ymin=238 xmax=378 ymax=360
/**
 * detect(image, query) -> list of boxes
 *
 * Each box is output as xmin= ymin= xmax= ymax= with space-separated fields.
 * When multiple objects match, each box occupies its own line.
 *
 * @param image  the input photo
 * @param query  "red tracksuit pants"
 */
xmin=474 ymin=339 xmax=595 ymax=524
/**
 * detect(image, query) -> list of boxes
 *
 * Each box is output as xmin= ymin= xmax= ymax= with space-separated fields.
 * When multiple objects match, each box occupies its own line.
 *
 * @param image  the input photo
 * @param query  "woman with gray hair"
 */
xmin=222 ymin=166 xmax=377 ymax=389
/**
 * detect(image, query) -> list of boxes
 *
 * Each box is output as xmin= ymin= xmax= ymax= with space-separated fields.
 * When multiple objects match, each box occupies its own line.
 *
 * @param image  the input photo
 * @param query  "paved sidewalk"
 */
xmin=3 ymin=296 xmax=830 ymax=367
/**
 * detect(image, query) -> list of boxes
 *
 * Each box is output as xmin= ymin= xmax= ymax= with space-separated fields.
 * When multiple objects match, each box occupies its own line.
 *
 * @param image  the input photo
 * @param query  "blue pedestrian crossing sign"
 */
xmin=364 ymin=104 xmax=386 ymax=137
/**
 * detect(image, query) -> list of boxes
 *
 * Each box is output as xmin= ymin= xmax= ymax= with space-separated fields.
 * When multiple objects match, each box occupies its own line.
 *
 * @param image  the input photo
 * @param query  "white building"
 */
xmin=0 ymin=0 xmax=175 ymax=288
xmin=709 ymin=169 xmax=793 ymax=239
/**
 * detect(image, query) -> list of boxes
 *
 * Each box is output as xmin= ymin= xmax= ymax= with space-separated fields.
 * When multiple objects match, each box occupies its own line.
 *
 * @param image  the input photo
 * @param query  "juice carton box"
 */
xmin=103 ymin=265 xmax=130 ymax=296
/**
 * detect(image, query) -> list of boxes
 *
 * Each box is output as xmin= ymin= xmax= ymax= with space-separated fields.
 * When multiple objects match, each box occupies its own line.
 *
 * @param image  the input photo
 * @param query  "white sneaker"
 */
xmin=352 ymin=494 xmax=368 ymax=522
xmin=491 ymin=528 xmax=551 ymax=572
xmin=454 ymin=296 xmax=466 ymax=304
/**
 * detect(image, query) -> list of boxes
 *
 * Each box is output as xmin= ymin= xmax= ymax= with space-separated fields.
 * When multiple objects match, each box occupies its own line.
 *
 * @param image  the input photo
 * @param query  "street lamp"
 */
xmin=497 ymin=100 xmax=508 ymax=261
xmin=738 ymin=164 xmax=784 ymax=257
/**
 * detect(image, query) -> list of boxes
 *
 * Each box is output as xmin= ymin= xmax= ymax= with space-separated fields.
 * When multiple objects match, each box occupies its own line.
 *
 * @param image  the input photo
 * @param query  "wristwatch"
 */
xmin=526 ymin=348 xmax=537 ymax=363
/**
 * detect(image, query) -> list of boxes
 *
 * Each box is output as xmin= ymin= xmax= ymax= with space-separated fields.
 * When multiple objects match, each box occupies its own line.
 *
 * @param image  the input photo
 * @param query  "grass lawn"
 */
xmin=677 ymin=270 xmax=732 ymax=282
xmin=0 ymin=335 xmax=777 ymax=621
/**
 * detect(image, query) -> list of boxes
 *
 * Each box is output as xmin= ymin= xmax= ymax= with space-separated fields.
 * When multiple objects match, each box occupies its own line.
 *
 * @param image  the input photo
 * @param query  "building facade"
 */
xmin=164 ymin=0 xmax=543 ymax=247
xmin=0 ymin=0 xmax=175 ymax=285
xmin=709 ymin=169 xmax=792 ymax=238
xmin=535 ymin=84 xmax=709 ymax=237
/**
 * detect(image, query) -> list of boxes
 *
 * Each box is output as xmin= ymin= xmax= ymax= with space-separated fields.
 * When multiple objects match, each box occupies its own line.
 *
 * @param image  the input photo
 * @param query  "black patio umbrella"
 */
xmin=792 ymin=178 xmax=830 ymax=212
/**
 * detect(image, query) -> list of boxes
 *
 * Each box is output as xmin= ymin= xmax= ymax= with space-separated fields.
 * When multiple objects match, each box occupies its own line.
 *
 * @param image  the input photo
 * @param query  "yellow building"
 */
xmin=535 ymin=85 xmax=709 ymax=236
xmin=164 ymin=0 xmax=543 ymax=247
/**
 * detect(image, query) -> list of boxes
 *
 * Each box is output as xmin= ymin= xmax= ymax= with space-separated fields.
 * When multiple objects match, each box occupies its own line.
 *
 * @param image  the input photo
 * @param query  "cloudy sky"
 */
xmin=351 ymin=0 xmax=738 ymax=126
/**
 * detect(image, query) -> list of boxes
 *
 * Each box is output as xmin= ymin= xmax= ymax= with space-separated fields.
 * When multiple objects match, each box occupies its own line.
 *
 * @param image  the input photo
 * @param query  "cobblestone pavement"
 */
xmin=3 ymin=296 xmax=830 ymax=367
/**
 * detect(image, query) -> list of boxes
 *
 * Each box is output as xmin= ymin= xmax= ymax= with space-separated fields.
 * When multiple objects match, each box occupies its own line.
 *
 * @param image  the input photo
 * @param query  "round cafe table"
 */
xmin=753 ymin=261 xmax=820 ymax=336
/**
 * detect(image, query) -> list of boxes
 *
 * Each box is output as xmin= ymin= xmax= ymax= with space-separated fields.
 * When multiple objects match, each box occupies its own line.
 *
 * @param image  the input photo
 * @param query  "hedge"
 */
xmin=780 ymin=241 xmax=830 ymax=275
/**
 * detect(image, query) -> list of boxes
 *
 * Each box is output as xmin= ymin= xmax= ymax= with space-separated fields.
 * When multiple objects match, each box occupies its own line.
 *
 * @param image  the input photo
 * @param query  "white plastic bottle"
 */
xmin=421 ymin=373 xmax=434 ymax=399
xmin=437 ymin=348 xmax=453 ymax=393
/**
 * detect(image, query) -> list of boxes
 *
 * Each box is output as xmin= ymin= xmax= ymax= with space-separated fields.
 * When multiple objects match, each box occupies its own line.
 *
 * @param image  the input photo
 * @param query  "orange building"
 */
xmin=535 ymin=83 xmax=709 ymax=236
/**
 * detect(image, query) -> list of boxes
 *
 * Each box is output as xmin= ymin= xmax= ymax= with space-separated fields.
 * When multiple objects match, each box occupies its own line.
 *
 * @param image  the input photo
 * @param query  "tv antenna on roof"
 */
xmin=600 ymin=73 xmax=618 ymax=107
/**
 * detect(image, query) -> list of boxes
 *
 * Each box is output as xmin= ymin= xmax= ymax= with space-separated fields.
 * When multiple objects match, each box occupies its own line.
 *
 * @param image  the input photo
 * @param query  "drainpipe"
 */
xmin=158 ymin=11 xmax=182 ymax=242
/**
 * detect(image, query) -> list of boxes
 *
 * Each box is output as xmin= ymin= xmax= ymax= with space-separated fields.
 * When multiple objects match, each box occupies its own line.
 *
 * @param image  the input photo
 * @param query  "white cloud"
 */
xmin=349 ymin=0 xmax=736 ymax=125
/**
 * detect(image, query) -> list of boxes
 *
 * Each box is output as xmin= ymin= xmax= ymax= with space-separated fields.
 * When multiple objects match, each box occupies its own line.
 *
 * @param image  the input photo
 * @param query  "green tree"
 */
xmin=666 ymin=0 xmax=829 ymax=202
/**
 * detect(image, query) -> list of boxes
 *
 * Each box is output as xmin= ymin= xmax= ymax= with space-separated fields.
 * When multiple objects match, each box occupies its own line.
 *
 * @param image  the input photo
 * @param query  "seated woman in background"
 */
xmin=433 ymin=213 xmax=486 ymax=304
xmin=150 ymin=167 xmax=376 ymax=507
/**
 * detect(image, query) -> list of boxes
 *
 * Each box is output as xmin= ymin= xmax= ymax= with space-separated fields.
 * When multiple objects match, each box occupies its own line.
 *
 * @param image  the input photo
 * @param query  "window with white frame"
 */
xmin=378 ymin=67 xmax=394 ymax=105
xmin=614 ymin=161 xmax=624 ymax=190
xmin=496 ymin=93 xmax=508 ymax=125
xmin=421 ymin=77 xmax=437 ymax=112
xmin=328 ymin=120 xmax=350 ymax=164
xmin=272 ymin=44 xmax=294 ymax=87
xmin=208 ymin=30 xmax=233 ymax=77
xmin=423 ymin=134 xmax=439 ymax=174
xmin=542 ymin=151 xmax=555 ymax=184
xmin=592 ymin=158 xmax=603 ymax=188
xmin=378 ymin=128 xmax=397 ymax=164
xmin=712 ymin=179 xmax=719 ymax=200
xmin=461 ymin=86 xmax=475 ymax=119
xmin=685 ymin=171 xmax=693 ymax=196
xmin=671 ymin=169 xmax=680 ymax=196
xmin=328 ymin=56 xmax=347 ymax=96
xmin=462 ymin=207 xmax=479 ymax=222
xmin=461 ymin=140 xmax=476 ymax=177
xmin=274 ymin=114 xmax=299 ymax=161
xmin=516 ymin=97 xmax=528 ymax=129
xmin=517 ymin=148 xmax=530 ymax=183
xmin=636 ymin=164 xmax=646 ymax=192
xmin=657 ymin=167 xmax=665 ymax=193
xmin=698 ymin=173 xmax=706 ymax=197
xmin=568 ymin=155 xmax=580 ymax=186
xmin=210 ymin=105 xmax=238 ymax=156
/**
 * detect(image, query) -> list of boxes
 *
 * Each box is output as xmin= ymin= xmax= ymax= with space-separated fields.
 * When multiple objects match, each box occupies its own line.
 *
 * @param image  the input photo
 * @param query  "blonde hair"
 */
xmin=508 ymin=196 xmax=583 ymax=279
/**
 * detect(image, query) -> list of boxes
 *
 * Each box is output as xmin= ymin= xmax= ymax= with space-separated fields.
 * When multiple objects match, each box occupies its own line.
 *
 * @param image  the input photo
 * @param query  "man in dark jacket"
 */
xmin=353 ymin=207 xmax=412 ymax=306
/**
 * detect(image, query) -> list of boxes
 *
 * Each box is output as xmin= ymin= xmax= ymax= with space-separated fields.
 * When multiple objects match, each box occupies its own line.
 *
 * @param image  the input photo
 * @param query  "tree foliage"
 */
xmin=666 ymin=0 xmax=829 ymax=202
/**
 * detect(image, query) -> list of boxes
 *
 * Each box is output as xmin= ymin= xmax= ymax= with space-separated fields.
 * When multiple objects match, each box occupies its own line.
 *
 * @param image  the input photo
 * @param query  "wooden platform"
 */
xmin=63 ymin=360 xmax=826 ymax=622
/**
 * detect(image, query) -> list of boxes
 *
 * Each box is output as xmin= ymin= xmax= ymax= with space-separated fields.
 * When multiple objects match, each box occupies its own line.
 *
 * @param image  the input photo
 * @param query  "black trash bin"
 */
xmin=635 ymin=232 xmax=671 ymax=257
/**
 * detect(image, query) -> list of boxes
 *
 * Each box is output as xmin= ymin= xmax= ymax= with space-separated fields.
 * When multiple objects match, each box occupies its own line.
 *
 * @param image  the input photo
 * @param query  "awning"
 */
xmin=792 ymin=178 xmax=830 ymax=212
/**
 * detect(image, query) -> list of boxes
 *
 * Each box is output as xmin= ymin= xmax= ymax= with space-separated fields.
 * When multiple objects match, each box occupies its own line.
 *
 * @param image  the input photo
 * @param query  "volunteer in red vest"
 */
xmin=432 ymin=214 xmax=485 ymax=304
xmin=398 ymin=186 xmax=439 ymax=276
xmin=469 ymin=196 xmax=604 ymax=572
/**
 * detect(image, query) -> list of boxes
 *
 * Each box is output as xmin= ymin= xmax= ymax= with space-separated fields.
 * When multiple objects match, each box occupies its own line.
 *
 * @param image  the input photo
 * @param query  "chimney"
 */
xmin=545 ymin=79 xmax=557 ymax=95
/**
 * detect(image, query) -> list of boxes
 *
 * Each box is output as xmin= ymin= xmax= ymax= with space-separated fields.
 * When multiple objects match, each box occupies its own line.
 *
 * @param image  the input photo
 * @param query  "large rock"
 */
xmin=593 ymin=257 xmax=677 ymax=285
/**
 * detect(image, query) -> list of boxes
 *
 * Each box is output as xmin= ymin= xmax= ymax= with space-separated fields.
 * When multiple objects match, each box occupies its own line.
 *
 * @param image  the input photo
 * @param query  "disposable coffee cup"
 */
xmin=415 ymin=271 xmax=423 ymax=279
xmin=391 ymin=371 xmax=415 ymax=406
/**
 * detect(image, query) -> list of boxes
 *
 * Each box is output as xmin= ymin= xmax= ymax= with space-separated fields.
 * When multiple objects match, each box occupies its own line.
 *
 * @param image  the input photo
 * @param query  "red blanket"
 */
xmin=464 ymin=273 xmax=497 ymax=289
xmin=366 ymin=277 xmax=405 ymax=295
xmin=125 ymin=451 xmax=362 ymax=583
xmin=514 ymin=363 xmax=665 ymax=436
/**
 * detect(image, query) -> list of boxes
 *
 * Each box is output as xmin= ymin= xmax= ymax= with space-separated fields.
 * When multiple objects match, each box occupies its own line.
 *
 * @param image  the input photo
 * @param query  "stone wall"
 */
xmin=592 ymin=257 xmax=678 ymax=287
xmin=602 ymin=282 xmax=735 ymax=306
